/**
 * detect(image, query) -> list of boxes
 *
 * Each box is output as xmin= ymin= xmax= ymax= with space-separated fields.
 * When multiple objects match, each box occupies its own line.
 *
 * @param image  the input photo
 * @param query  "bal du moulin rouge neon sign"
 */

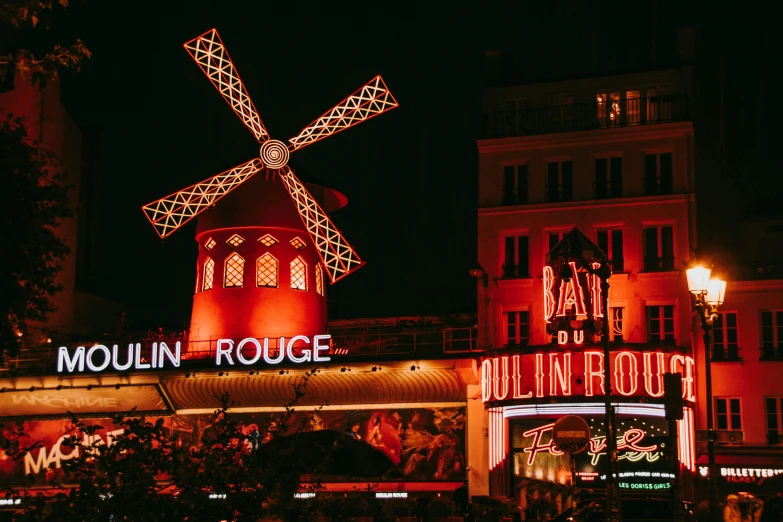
xmin=481 ymin=261 xmax=696 ymax=403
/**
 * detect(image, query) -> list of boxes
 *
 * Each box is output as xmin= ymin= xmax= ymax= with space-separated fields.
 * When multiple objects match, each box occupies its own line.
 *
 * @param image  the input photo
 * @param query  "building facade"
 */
xmin=476 ymin=57 xmax=783 ymax=510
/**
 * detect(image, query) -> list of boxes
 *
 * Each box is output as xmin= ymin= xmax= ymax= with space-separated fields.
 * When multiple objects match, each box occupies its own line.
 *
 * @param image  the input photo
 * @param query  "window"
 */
xmin=315 ymin=264 xmax=324 ymax=296
xmin=256 ymin=253 xmax=278 ymax=288
xmin=646 ymin=305 xmax=674 ymax=344
xmin=548 ymin=232 xmax=565 ymax=251
xmin=202 ymin=258 xmax=214 ymax=291
xmin=224 ymin=253 xmax=244 ymax=288
xmin=595 ymin=157 xmax=623 ymax=199
xmin=761 ymin=311 xmax=783 ymax=359
xmin=597 ymin=229 xmax=624 ymax=272
xmin=290 ymin=256 xmax=307 ymax=291
xmin=548 ymin=93 xmax=574 ymax=130
xmin=610 ymin=307 xmax=625 ymax=342
xmin=644 ymin=226 xmax=674 ymax=271
xmin=205 ymin=238 xmax=216 ymax=250
xmin=715 ymin=398 xmax=742 ymax=431
xmin=259 ymin=234 xmax=278 ymax=247
xmin=226 ymin=234 xmax=245 ymax=247
xmin=503 ymin=165 xmax=528 ymax=205
xmin=765 ymin=397 xmax=783 ymax=445
xmin=644 ymin=153 xmax=673 ymax=195
xmin=713 ymin=312 xmax=739 ymax=360
xmin=546 ymin=161 xmax=573 ymax=202
xmin=504 ymin=311 xmax=530 ymax=347
xmin=502 ymin=235 xmax=529 ymax=278
xmin=625 ymin=90 xmax=641 ymax=125
xmin=290 ymin=237 xmax=306 ymax=250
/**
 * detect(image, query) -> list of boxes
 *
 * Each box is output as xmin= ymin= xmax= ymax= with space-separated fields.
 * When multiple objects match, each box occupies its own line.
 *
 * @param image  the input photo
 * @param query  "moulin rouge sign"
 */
xmin=481 ymin=350 xmax=695 ymax=403
xmin=56 ymin=335 xmax=333 ymax=374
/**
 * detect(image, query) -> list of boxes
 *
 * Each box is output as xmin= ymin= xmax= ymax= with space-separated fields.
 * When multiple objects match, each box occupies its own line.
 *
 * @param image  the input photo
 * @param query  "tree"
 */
xmin=1 ymin=1 xmax=91 ymax=89
xmin=0 ymin=370 xmax=336 ymax=521
xmin=0 ymin=0 xmax=90 ymax=361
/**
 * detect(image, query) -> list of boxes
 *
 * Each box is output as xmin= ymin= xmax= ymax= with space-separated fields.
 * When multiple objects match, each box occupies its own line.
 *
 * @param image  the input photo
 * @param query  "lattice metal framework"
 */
xmin=315 ymin=263 xmax=324 ymax=296
xmin=142 ymin=28 xmax=397 ymax=284
xmin=203 ymin=258 xmax=215 ymax=291
xmin=257 ymin=253 xmax=278 ymax=288
xmin=259 ymin=234 xmax=278 ymax=247
xmin=205 ymin=238 xmax=216 ymax=250
xmin=288 ymin=76 xmax=398 ymax=151
xmin=290 ymin=237 xmax=306 ymax=250
xmin=290 ymin=257 xmax=307 ymax=291
xmin=226 ymin=234 xmax=245 ymax=246
xmin=224 ymin=253 xmax=244 ymax=288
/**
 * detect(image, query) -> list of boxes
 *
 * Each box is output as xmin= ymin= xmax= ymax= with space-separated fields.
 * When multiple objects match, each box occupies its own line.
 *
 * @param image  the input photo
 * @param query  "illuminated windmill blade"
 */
xmin=142 ymin=158 xmax=264 ymax=238
xmin=288 ymin=75 xmax=398 ymax=152
xmin=184 ymin=29 xmax=269 ymax=142
xmin=278 ymin=166 xmax=364 ymax=282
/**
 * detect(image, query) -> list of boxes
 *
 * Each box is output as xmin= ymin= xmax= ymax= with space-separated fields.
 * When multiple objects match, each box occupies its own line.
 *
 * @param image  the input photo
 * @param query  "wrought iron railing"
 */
xmin=481 ymin=93 xmax=689 ymax=139
xmin=760 ymin=346 xmax=783 ymax=361
xmin=711 ymin=346 xmax=742 ymax=362
xmin=502 ymin=265 xmax=529 ymax=279
xmin=643 ymin=257 xmax=675 ymax=272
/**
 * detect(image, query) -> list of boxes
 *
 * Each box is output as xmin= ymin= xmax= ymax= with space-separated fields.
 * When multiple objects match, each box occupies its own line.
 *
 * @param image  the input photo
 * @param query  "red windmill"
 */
xmin=142 ymin=29 xmax=398 ymax=352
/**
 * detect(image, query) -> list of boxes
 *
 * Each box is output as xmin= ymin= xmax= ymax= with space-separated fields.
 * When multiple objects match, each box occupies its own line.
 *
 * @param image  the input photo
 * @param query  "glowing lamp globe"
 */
xmin=706 ymin=278 xmax=727 ymax=306
xmin=686 ymin=266 xmax=711 ymax=294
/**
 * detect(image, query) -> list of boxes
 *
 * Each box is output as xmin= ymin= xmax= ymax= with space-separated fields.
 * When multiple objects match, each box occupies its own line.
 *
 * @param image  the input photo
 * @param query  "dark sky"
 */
xmin=42 ymin=2 xmax=773 ymax=329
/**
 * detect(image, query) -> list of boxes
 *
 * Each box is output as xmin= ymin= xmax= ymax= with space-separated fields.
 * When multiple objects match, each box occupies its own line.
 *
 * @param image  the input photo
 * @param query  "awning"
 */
xmin=162 ymin=368 xmax=466 ymax=412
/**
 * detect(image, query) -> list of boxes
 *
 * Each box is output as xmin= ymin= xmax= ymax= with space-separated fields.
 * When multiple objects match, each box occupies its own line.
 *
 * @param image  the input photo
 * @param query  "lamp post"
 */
xmin=686 ymin=265 xmax=727 ymax=522
xmin=546 ymin=228 xmax=619 ymax=522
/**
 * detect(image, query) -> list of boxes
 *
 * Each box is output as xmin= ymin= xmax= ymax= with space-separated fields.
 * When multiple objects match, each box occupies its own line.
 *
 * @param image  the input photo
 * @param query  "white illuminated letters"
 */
xmin=56 ymin=335 xmax=332 ymax=374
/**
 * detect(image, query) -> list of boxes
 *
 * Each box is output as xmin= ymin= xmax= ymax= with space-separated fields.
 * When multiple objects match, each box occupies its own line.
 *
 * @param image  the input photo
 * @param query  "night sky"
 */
xmin=40 ymin=2 xmax=775 ymax=329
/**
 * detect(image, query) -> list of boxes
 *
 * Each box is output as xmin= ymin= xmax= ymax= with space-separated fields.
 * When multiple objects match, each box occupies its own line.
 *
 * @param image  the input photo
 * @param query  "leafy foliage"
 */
xmin=0 ymin=371 xmax=336 ymax=521
xmin=0 ymin=115 xmax=71 ymax=361
xmin=1 ymin=0 xmax=91 ymax=88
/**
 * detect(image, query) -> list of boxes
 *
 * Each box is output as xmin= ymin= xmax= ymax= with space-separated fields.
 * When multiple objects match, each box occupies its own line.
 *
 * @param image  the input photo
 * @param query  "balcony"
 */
xmin=711 ymin=346 xmax=742 ymax=362
xmin=502 ymin=265 xmax=529 ymax=279
xmin=644 ymin=256 xmax=675 ymax=272
xmin=481 ymin=93 xmax=689 ymax=139
xmin=760 ymin=346 xmax=783 ymax=361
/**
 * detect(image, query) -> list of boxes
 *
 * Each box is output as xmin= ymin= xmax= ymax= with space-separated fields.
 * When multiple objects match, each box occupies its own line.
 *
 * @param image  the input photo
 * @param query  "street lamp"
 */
xmin=547 ymin=228 xmax=619 ymax=522
xmin=686 ymin=265 xmax=727 ymax=522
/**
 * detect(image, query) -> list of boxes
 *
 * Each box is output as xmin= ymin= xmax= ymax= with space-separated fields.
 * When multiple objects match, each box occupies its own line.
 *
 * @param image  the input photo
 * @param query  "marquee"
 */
xmin=481 ymin=349 xmax=695 ymax=403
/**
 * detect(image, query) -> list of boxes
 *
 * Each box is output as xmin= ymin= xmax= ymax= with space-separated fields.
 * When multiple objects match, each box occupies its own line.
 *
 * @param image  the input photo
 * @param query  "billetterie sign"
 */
xmin=56 ymin=335 xmax=332 ymax=374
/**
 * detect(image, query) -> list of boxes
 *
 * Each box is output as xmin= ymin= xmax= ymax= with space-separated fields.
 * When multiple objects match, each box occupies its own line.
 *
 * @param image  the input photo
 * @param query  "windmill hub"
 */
xmin=259 ymin=139 xmax=290 ymax=169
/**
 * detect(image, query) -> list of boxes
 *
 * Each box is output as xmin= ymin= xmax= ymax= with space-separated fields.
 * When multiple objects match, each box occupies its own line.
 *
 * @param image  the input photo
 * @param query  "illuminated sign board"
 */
xmin=481 ymin=350 xmax=695 ymax=403
xmin=56 ymin=335 xmax=332 ymax=374
xmin=699 ymin=466 xmax=783 ymax=485
xmin=511 ymin=417 xmax=672 ymax=489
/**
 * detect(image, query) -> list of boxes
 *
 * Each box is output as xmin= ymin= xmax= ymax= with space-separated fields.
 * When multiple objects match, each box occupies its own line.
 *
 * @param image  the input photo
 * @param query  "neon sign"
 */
xmin=56 ymin=335 xmax=332 ymax=374
xmin=521 ymin=423 xmax=661 ymax=466
xmin=481 ymin=350 xmax=695 ymax=402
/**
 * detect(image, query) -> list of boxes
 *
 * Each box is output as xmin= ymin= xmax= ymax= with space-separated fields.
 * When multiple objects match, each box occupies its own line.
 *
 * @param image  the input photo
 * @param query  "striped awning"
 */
xmin=162 ymin=367 xmax=466 ymax=412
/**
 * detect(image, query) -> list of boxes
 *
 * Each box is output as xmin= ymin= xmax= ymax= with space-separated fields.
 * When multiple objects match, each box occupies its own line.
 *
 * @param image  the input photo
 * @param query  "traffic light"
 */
xmin=664 ymin=372 xmax=684 ymax=421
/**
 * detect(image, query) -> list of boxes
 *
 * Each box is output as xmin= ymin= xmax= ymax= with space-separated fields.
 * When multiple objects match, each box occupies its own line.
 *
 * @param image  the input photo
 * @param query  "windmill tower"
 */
xmin=142 ymin=29 xmax=397 ymax=353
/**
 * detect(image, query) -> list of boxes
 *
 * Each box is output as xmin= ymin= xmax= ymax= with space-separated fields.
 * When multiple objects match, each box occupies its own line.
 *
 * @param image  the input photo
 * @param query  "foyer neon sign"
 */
xmin=521 ymin=422 xmax=661 ymax=466
xmin=481 ymin=350 xmax=695 ymax=403
xmin=56 ymin=335 xmax=332 ymax=374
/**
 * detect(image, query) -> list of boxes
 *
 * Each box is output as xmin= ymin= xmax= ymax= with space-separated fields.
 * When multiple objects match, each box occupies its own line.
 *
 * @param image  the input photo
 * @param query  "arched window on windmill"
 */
xmin=290 ymin=256 xmax=307 ymax=291
xmin=202 ymin=258 xmax=215 ymax=291
xmin=224 ymin=253 xmax=245 ymax=288
xmin=315 ymin=263 xmax=325 ymax=296
xmin=257 ymin=253 xmax=278 ymax=288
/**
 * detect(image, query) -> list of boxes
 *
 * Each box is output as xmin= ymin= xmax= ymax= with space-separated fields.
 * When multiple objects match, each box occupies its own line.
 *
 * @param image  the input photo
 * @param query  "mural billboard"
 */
xmin=0 ymin=406 xmax=466 ymax=486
